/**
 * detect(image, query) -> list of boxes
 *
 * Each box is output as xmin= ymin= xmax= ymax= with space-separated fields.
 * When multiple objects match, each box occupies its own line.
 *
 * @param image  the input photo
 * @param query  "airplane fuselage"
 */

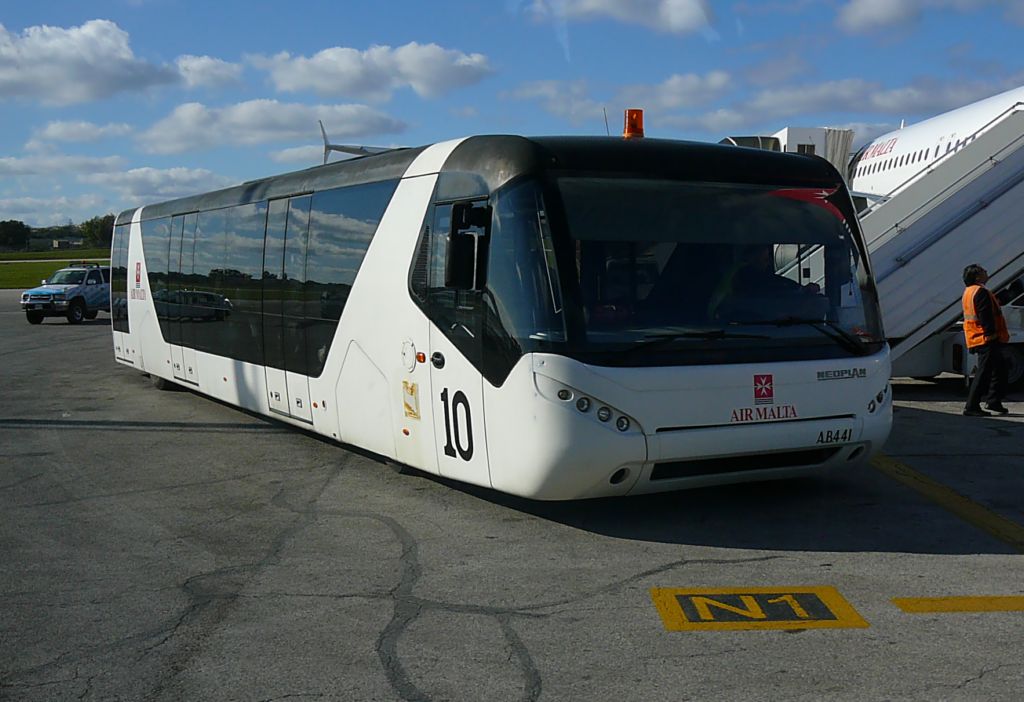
xmin=849 ymin=85 xmax=1024 ymax=197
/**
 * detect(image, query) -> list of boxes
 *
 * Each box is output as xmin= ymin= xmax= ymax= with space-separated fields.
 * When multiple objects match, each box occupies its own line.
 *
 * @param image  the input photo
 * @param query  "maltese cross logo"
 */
xmin=754 ymin=374 xmax=774 ymax=405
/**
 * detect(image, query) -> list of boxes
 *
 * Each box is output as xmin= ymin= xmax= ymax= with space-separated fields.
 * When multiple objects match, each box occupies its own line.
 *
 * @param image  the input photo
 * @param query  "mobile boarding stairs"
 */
xmin=858 ymin=106 xmax=1024 ymax=387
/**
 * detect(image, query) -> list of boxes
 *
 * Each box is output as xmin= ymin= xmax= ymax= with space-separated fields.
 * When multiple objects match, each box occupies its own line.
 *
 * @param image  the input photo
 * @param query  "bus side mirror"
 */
xmin=445 ymin=201 xmax=491 ymax=291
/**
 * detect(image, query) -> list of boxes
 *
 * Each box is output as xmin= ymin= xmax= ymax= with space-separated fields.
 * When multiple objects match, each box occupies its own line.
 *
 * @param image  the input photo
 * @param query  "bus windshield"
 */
xmin=552 ymin=177 xmax=884 ymax=364
xmin=482 ymin=176 xmax=885 ymax=368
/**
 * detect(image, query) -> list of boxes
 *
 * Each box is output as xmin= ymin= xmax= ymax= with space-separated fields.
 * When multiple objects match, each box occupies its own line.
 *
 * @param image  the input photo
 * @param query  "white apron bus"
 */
xmin=110 ymin=135 xmax=892 ymax=500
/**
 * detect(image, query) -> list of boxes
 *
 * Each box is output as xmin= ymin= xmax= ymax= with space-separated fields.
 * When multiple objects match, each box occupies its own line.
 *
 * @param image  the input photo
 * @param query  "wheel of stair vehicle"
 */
xmin=1005 ymin=345 xmax=1024 ymax=389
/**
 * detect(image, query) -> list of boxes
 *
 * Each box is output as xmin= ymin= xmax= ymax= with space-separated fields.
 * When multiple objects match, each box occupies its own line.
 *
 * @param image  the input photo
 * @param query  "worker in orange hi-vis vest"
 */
xmin=961 ymin=263 xmax=1011 ymax=416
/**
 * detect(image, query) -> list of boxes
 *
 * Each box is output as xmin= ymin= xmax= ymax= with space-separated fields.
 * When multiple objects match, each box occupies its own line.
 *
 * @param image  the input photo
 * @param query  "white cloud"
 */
xmin=138 ymin=100 xmax=407 ymax=154
xmin=33 ymin=121 xmax=133 ymax=143
xmin=616 ymin=71 xmax=732 ymax=111
xmin=743 ymin=53 xmax=810 ymax=86
xmin=1009 ymin=1 xmax=1024 ymax=24
xmin=0 ymin=153 xmax=126 ymax=176
xmin=836 ymin=0 xmax=1000 ymax=33
xmin=837 ymin=0 xmax=920 ymax=32
xmin=0 ymin=20 xmax=178 ymax=105
xmin=81 ymin=167 xmax=237 ymax=202
xmin=249 ymin=42 xmax=492 ymax=101
xmin=659 ymin=108 xmax=750 ymax=134
xmin=507 ymin=80 xmax=605 ymax=125
xmin=527 ymin=0 xmax=715 ymax=34
xmin=176 ymin=54 xmax=243 ymax=88
xmin=747 ymin=78 xmax=1015 ymax=119
xmin=0 ymin=194 xmax=107 ymax=227
xmin=269 ymin=145 xmax=325 ymax=164
xmin=748 ymin=79 xmax=874 ymax=117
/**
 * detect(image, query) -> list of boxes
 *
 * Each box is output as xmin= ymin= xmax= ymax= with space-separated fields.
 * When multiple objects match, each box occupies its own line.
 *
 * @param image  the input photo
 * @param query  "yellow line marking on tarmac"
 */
xmin=893 ymin=596 xmax=1024 ymax=613
xmin=870 ymin=453 xmax=1024 ymax=554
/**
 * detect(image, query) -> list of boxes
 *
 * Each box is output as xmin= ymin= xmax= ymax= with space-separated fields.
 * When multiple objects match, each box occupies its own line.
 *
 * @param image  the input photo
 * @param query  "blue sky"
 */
xmin=2 ymin=0 xmax=1023 ymax=227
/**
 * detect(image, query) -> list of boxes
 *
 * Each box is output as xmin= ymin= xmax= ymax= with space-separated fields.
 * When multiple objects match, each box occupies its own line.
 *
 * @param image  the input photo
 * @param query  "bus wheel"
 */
xmin=151 ymin=375 xmax=179 ymax=391
xmin=66 ymin=300 xmax=85 ymax=324
xmin=388 ymin=460 xmax=416 ymax=476
xmin=26 ymin=311 xmax=43 ymax=325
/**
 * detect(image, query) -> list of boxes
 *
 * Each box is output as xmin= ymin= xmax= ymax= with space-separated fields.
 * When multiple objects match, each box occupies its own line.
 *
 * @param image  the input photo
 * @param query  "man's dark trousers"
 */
xmin=966 ymin=343 xmax=1007 ymax=409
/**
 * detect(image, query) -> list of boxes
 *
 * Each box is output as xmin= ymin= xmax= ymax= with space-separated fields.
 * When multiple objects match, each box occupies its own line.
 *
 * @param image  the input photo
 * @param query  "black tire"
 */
xmin=66 ymin=300 xmax=85 ymax=324
xmin=84 ymin=310 xmax=98 ymax=320
xmin=151 ymin=375 xmax=179 ymax=391
xmin=26 ymin=311 xmax=43 ymax=325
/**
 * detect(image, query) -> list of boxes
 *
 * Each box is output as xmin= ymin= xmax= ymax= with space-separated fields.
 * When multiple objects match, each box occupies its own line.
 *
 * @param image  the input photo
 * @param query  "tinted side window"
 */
xmin=111 ymin=224 xmax=129 ymax=333
xmin=304 ymin=179 xmax=398 ymax=376
xmin=218 ymin=202 xmax=266 ymax=365
xmin=192 ymin=209 xmax=227 ymax=354
xmin=411 ymin=202 xmax=485 ymax=370
xmin=141 ymin=217 xmax=171 ymax=341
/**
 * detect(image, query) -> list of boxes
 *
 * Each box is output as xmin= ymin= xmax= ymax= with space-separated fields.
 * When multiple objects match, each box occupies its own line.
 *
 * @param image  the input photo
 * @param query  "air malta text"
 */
xmin=861 ymin=138 xmax=898 ymax=161
xmin=730 ymin=405 xmax=799 ymax=423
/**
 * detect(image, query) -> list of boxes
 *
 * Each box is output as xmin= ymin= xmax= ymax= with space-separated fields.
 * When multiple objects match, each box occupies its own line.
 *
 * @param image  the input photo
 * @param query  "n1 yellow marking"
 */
xmin=893 ymin=596 xmax=1024 ymax=613
xmin=650 ymin=587 xmax=869 ymax=631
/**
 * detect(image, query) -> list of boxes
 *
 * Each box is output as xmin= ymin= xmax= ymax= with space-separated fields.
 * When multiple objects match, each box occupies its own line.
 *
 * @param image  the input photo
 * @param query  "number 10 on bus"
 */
xmin=440 ymin=388 xmax=474 ymax=461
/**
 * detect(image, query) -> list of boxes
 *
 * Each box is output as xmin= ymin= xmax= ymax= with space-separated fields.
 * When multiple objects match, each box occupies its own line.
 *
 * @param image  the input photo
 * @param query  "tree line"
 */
xmin=0 ymin=214 xmax=116 ymax=252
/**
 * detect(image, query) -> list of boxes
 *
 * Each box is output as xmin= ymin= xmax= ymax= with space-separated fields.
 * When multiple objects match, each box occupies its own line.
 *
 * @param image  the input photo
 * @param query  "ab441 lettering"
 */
xmin=817 ymin=428 xmax=852 ymax=444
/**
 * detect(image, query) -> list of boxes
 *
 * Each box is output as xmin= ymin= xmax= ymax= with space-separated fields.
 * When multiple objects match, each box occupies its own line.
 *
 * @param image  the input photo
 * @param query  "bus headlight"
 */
xmin=534 ymin=373 xmax=641 ymax=433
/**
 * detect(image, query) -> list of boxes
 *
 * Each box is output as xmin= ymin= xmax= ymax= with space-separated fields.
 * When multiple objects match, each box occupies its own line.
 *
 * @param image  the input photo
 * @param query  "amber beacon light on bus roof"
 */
xmin=623 ymin=108 xmax=645 ymax=138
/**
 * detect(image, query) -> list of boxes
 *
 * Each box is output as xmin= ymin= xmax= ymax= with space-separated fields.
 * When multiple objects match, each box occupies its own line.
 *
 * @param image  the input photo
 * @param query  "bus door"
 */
xmin=263 ymin=195 xmax=313 ymax=422
xmin=179 ymin=213 xmax=199 ymax=385
xmin=111 ymin=222 xmax=130 ymax=362
xmin=167 ymin=215 xmax=184 ymax=380
xmin=426 ymin=202 xmax=490 ymax=486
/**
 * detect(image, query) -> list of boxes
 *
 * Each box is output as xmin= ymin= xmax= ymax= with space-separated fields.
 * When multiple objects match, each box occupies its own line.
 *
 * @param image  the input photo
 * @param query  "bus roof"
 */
xmin=118 ymin=135 xmax=844 ymax=225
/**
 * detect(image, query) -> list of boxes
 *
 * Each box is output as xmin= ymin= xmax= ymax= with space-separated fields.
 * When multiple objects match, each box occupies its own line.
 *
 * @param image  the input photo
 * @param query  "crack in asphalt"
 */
xmin=136 ymin=465 xmax=343 ymax=701
xmin=0 ymin=472 xmax=45 ymax=491
xmin=15 ymin=465 xmax=317 ymax=508
xmin=952 ymin=663 xmax=1016 ymax=690
xmin=270 ymin=486 xmax=783 ymax=702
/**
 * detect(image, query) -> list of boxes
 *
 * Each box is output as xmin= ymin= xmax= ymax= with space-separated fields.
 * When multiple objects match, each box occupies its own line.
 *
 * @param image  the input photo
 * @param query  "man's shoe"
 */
xmin=985 ymin=403 xmax=1009 ymax=415
xmin=963 ymin=407 xmax=992 ymax=417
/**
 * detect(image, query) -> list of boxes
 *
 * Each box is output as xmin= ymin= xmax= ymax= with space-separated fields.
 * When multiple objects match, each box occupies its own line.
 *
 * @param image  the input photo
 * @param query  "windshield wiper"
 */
xmin=609 ymin=329 xmax=771 ymax=357
xmin=645 ymin=330 xmax=771 ymax=342
xmin=733 ymin=317 xmax=874 ymax=356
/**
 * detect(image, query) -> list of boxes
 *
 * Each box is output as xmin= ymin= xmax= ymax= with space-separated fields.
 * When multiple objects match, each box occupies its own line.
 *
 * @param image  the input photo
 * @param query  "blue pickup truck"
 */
xmin=20 ymin=262 xmax=110 ymax=324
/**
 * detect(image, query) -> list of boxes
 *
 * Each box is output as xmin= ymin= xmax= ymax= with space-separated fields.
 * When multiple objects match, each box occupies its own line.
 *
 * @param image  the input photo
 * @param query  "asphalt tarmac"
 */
xmin=1 ymin=289 xmax=1021 ymax=701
